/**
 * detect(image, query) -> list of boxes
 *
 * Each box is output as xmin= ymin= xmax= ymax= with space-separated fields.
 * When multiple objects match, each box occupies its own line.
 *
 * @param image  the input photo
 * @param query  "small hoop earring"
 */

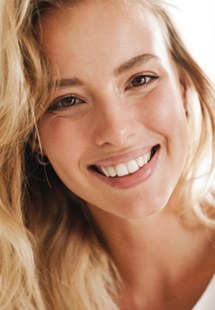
xmin=43 ymin=166 xmax=52 ymax=189
xmin=35 ymin=152 xmax=49 ymax=166
xmin=35 ymin=152 xmax=52 ymax=188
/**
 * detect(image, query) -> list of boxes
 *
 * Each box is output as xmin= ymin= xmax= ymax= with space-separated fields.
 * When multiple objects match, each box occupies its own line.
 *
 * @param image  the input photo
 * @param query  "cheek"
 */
xmin=136 ymin=85 xmax=189 ymax=176
xmin=139 ymin=85 xmax=188 ymax=139
xmin=39 ymin=117 xmax=87 ymax=162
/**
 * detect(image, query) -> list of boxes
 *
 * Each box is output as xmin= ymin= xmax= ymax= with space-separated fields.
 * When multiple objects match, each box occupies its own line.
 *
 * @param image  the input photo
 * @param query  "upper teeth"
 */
xmin=99 ymin=151 xmax=151 ymax=178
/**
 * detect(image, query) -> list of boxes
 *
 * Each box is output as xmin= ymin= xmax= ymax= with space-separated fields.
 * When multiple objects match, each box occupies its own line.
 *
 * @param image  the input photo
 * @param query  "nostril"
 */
xmin=94 ymin=123 xmax=134 ymax=147
xmin=93 ymin=107 xmax=137 ymax=147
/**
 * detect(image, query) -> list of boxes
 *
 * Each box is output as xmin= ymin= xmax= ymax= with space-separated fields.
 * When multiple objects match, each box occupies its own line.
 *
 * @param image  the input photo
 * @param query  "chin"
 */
xmin=109 ymin=194 xmax=169 ymax=220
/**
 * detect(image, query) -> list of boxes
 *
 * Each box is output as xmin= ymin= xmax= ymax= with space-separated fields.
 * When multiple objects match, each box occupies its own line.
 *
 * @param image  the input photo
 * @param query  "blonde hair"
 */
xmin=0 ymin=0 xmax=214 ymax=308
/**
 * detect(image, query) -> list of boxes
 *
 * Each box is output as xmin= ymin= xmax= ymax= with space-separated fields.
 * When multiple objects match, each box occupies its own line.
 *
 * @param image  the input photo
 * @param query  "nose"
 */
xmin=93 ymin=98 xmax=138 ymax=147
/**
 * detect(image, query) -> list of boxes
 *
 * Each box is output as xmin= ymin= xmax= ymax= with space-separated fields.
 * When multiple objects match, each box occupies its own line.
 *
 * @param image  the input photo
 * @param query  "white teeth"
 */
xmin=144 ymin=153 xmax=150 ymax=164
xmin=116 ymin=164 xmax=128 ymax=177
xmin=127 ymin=160 xmax=139 ymax=173
xmin=100 ymin=167 xmax=110 ymax=177
xmin=136 ymin=156 xmax=144 ymax=167
xmin=107 ymin=166 xmax=117 ymax=177
xmin=98 ymin=149 xmax=152 ymax=178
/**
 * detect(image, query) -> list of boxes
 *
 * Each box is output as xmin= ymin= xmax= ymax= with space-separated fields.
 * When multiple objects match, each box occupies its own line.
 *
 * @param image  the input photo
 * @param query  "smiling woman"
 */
xmin=0 ymin=0 xmax=215 ymax=309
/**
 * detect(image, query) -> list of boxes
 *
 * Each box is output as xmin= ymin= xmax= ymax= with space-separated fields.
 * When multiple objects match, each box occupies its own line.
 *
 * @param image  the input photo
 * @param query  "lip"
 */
xmin=88 ymin=145 xmax=154 ymax=168
xmin=89 ymin=145 xmax=160 ymax=189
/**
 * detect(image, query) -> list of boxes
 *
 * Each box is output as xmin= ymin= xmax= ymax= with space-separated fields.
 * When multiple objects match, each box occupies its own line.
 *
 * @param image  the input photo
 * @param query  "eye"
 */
xmin=126 ymin=74 xmax=159 ymax=90
xmin=48 ymin=95 xmax=85 ymax=112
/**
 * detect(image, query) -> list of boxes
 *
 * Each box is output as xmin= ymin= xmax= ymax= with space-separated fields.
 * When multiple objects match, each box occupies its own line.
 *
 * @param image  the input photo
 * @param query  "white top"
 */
xmin=193 ymin=275 xmax=215 ymax=309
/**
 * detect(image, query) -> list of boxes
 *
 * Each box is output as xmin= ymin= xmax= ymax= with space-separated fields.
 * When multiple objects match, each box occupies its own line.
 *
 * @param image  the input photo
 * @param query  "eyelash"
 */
xmin=126 ymin=73 xmax=159 ymax=90
xmin=48 ymin=95 xmax=85 ymax=112
xmin=48 ymin=73 xmax=159 ymax=111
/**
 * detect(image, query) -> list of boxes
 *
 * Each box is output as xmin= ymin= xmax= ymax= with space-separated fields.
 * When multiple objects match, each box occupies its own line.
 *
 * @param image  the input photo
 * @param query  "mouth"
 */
xmin=89 ymin=144 xmax=160 ymax=178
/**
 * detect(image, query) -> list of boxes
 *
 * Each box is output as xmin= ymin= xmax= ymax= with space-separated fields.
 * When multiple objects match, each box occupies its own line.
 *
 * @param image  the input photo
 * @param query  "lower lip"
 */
xmin=90 ymin=148 xmax=160 ymax=190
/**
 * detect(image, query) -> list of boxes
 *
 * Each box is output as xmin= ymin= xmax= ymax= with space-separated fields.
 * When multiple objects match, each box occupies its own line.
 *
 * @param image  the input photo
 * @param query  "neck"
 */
xmin=89 ymin=204 xmax=213 ymax=287
xmin=88 ymin=204 xmax=215 ymax=309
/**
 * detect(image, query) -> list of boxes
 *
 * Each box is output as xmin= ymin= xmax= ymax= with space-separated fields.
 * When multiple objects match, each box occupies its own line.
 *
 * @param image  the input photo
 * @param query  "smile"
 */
xmin=91 ymin=145 xmax=160 ymax=178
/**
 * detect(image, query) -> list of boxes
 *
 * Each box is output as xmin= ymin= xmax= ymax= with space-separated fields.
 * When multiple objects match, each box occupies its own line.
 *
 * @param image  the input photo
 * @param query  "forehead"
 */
xmin=39 ymin=1 xmax=171 ymax=75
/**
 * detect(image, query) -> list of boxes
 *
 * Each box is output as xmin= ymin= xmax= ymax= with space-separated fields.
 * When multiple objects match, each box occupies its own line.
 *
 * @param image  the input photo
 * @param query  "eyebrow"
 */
xmin=49 ymin=77 xmax=83 ymax=89
xmin=115 ymin=53 xmax=159 ymax=75
xmin=51 ymin=53 xmax=159 ymax=89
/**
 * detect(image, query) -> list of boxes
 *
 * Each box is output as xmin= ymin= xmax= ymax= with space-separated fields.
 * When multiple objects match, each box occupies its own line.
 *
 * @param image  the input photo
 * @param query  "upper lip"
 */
xmin=88 ymin=144 xmax=159 ymax=168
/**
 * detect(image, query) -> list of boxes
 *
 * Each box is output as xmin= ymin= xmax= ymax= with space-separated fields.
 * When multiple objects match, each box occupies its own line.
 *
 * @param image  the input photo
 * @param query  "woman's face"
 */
xmin=38 ymin=1 xmax=189 ymax=219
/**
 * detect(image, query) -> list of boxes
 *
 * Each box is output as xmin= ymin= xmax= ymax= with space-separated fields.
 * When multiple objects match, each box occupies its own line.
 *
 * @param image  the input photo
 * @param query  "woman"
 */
xmin=0 ymin=0 xmax=214 ymax=309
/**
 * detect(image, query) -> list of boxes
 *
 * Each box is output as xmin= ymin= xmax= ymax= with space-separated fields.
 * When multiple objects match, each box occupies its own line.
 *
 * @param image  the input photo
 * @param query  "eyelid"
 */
xmin=125 ymin=72 xmax=159 ymax=90
xmin=48 ymin=93 xmax=85 ymax=112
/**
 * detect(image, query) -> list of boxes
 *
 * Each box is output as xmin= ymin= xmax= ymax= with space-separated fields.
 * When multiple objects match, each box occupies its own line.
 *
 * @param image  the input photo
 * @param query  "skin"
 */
xmin=39 ymin=2 xmax=188 ymax=219
xmin=38 ymin=1 xmax=215 ymax=308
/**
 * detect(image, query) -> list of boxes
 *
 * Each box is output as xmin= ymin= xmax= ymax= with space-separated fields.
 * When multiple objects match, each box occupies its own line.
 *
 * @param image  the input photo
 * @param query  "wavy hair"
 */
xmin=0 ymin=0 xmax=214 ymax=308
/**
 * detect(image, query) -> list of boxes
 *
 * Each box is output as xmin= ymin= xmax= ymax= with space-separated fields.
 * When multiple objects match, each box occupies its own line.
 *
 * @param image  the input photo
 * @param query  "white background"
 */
xmin=167 ymin=0 xmax=215 ymax=82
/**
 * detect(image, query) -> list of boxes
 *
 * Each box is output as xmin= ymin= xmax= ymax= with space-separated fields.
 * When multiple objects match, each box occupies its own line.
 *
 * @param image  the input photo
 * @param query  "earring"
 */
xmin=35 ymin=152 xmax=49 ymax=166
xmin=35 ymin=152 xmax=52 ymax=188
xmin=43 ymin=166 xmax=52 ymax=189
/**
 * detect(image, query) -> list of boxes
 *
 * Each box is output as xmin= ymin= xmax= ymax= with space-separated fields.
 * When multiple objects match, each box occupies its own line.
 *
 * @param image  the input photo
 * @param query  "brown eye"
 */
xmin=48 ymin=95 xmax=85 ymax=111
xmin=132 ymin=75 xmax=151 ymax=86
xmin=126 ymin=74 xmax=159 ymax=90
